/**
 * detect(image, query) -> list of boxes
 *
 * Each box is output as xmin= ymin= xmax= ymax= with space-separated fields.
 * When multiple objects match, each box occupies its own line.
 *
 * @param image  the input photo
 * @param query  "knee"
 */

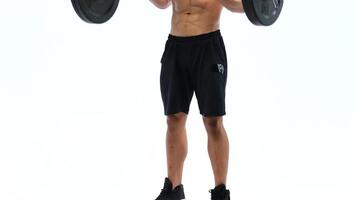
xmin=203 ymin=116 xmax=224 ymax=133
xmin=167 ymin=112 xmax=187 ymax=131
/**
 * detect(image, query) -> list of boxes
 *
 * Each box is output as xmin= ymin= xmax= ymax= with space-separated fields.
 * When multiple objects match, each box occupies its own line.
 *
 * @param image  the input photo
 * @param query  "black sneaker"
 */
xmin=155 ymin=177 xmax=185 ymax=200
xmin=209 ymin=184 xmax=230 ymax=200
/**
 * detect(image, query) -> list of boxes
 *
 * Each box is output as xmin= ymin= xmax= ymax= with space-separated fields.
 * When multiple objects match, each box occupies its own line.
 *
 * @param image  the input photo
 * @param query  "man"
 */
xmin=149 ymin=0 xmax=244 ymax=199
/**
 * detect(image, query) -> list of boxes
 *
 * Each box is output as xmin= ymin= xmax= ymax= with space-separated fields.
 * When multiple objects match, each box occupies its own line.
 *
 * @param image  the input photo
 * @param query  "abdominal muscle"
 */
xmin=170 ymin=0 xmax=223 ymax=36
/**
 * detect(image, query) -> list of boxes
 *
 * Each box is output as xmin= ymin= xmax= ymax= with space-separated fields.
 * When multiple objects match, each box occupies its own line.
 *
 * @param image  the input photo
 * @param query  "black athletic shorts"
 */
xmin=159 ymin=30 xmax=228 ymax=117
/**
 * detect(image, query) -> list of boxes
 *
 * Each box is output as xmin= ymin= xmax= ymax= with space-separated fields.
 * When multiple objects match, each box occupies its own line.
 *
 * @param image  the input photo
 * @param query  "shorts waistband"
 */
xmin=168 ymin=29 xmax=221 ymax=42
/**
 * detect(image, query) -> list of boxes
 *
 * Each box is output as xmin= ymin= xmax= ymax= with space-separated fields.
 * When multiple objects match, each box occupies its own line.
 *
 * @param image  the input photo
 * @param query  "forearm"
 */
xmin=149 ymin=0 xmax=172 ymax=9
xmin=220 ymin=0 xmax=244 ymax=13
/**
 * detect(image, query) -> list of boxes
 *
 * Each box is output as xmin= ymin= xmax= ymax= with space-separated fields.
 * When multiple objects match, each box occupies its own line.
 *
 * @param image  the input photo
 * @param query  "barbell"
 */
xmin=71 ymin=0 xmax=283 ymax=26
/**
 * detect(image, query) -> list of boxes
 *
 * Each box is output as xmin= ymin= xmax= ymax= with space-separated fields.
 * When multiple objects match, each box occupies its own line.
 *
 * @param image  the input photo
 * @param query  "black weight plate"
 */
xmin=243 ymin=0 xmax=283 ymax=26
xmin=72 ymin=0 xmax=120 ymax=24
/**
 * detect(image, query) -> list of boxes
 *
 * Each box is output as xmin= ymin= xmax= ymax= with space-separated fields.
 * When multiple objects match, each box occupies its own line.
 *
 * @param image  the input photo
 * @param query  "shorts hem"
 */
xmin=164 ymin=110 xmax=189 ymax=116
xmin=200 ymin=112 xmax=226 ymax=117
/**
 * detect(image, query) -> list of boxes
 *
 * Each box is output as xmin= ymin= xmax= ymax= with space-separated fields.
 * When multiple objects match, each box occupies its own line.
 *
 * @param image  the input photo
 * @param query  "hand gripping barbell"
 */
xmin=71 ymin=0 xmax=283 ymax=26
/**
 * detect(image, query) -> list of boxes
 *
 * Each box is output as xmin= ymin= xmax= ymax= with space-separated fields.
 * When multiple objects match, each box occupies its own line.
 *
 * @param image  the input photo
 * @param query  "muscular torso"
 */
xmin=170 ymin=0 xmax=223 ymax=36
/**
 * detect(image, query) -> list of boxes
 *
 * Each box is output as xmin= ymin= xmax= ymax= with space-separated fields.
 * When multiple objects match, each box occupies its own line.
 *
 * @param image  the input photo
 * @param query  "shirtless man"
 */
xmin=150 ymin=0 xmax=244 ymax=199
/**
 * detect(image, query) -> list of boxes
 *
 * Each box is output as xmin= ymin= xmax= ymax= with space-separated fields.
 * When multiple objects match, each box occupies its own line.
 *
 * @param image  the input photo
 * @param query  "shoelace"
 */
xmin=155 ymin=188 xmax=171 ymax=200
xmin=209 ymin=189 xmax=230 ymax=200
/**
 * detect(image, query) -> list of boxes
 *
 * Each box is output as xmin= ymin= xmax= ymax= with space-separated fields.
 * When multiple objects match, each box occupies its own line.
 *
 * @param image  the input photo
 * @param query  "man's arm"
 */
xmin=220 ymin=0 xmax=244 ymax=13
xmin=149 ymin=0 xmax=172 ymax=9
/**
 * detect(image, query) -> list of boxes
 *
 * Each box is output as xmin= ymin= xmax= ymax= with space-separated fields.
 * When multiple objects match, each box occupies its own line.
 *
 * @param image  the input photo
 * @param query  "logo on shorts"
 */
xmin=217 ymin=64 xmax=224 ymax=74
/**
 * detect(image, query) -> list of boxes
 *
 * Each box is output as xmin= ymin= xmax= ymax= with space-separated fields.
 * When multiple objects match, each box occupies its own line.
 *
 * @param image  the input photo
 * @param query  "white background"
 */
xmin=0 ymin=0 xmax=355 ymax=200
